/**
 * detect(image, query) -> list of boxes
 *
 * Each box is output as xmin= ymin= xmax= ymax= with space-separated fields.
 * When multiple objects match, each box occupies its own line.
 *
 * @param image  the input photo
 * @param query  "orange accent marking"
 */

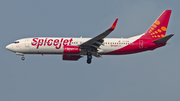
xmin=149 ymin=30 xmax=152 ymax=33
xmin=109 ymin=18 xmax=118 ymax=30
xmin=157 ymin=35 xmax=160 ymax=37
xmin=155 ymin=31 xmax=158 ymax=34
xmin=161 ymin=34 xmax=165 ymax=37
xmin=154 ymin=36 xmax=157 ymax=38
xmin=111 ymin=25 xmax=115 ymax=29
xmin=153 ymin=33 xmax=155 ymax=35
xmin=161 ymin=26 xmax=167 ymax=31
xmin=155 ymin=20 xmax=160 ymax=25
xmin=152 ymin=24 xmax=157 ymax=28
xmin=151 ymin=27 xmax=154 ymax=30
xmin=158 ymin=29 xmax=162 ymax=33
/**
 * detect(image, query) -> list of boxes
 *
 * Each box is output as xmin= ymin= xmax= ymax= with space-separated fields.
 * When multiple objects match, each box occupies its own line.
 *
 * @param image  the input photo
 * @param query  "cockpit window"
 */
xmin=14 ymin=41 xmax=19 ymax=44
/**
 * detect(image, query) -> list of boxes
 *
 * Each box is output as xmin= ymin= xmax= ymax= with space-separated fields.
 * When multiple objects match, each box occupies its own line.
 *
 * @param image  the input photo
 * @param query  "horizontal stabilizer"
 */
xmin=153 ymin=34 xmax=174 ymax=43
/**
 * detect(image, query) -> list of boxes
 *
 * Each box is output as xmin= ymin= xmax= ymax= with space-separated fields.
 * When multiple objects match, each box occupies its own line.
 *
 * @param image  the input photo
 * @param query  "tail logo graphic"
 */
xmin=141 ymin=10 xmax=171 ymax=39
xmin=149 ymin=20 xmax=167 ymax=38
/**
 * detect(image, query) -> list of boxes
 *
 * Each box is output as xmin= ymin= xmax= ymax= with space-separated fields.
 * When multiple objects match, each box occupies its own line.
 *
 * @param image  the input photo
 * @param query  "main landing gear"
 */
xmin=87 ymin=52 xmax=92 ymax=64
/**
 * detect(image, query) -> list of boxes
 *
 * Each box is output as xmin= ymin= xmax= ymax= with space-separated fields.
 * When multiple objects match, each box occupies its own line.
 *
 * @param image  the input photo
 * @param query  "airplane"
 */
xmin=6 ymin=10 xmax=173 ymax=64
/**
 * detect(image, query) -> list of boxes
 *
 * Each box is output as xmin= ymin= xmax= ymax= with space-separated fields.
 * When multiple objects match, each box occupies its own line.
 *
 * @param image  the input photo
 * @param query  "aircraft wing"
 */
xmin=79 ymin=19 xmax=118 ymax=51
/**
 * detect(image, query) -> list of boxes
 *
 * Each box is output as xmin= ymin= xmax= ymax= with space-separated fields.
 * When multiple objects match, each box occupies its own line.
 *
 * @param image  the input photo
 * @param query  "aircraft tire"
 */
xmin=87 ymin=59 xmax=91 ymax=64
xmin=87 ymin=52 xmax=92 ymax=59
xmin=21 ymin=57 xmax=25 ymax=60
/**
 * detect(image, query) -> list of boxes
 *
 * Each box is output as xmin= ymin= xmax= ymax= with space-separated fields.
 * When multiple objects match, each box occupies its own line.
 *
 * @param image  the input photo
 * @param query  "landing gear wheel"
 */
xmin=87 ymin=59 xmax=91 ymax=64
xmin=86 ymin=52 xmax=92 ymax=64
xmin=21 ymin=57 xmax=25 ymax=60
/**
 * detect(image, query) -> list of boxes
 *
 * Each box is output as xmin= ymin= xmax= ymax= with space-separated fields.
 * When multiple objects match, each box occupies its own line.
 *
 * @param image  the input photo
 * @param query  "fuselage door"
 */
xmin=25 ymin=39 xmax=29 ymax=47
xmin=139 ymin=40 xmax=143 ymax=49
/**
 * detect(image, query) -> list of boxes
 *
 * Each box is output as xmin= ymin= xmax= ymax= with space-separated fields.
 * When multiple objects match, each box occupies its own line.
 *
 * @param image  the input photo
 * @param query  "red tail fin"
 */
xmin=141 ymin=10 xmax=172 ymax=39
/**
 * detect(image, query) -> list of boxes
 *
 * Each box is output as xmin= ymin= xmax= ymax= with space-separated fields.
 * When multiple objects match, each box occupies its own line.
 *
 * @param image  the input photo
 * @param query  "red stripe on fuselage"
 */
xmin=104 ymin=39 xmax=166 ymax=55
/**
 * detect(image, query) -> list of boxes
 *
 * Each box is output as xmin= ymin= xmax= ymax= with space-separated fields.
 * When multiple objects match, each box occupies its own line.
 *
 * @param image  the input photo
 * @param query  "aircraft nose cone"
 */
xmin=6 ymin=44 xmax=12 ymax=51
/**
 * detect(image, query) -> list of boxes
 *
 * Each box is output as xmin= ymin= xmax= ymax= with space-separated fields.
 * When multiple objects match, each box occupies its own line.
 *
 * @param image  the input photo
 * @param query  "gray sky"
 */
xmin=1 ymin=0 xmax=180 ymax=101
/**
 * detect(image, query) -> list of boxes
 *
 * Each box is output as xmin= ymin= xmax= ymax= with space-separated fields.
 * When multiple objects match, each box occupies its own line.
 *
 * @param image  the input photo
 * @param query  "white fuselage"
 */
xmin=6 ymin=34 xmax=142 ymax=55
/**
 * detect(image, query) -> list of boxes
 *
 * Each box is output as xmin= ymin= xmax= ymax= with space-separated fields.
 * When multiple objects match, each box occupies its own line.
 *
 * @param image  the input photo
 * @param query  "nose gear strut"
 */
xmin=16 ymin=52 xmax=25 ymax=61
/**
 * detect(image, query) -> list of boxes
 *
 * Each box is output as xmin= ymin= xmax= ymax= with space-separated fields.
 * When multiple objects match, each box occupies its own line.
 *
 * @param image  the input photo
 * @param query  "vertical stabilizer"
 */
xmin=141 ymin=10 xmax=172 ymax=40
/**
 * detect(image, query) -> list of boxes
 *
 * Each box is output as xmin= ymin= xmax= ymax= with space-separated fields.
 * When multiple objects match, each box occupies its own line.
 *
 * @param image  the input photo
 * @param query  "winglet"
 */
xmin=109 ymin=18 xmax=118 ymax=30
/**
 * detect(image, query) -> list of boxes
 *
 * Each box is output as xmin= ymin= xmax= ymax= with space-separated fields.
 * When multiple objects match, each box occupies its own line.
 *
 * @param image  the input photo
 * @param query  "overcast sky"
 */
xmin=1 ymin=0 xmax=180 ymax=101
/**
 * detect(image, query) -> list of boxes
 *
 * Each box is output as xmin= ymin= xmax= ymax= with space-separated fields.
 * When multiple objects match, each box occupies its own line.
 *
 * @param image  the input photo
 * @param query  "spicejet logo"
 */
xmin=31 ymin=38 xmax=73 ymax=49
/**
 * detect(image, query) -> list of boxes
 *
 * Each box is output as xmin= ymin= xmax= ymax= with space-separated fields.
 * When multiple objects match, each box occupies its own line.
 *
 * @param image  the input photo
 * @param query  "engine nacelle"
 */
xmin=63 ymin=46 xmax=80 ymax=54
xmin=62 ymin=54 xmax=81 ymax=61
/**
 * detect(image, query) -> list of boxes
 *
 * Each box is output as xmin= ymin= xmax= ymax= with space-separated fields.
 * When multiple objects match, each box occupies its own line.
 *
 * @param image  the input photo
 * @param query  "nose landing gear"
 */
xmin=87 ymin=52 xmax=92 ymax=64
xmin=16 ymin=52 xmax=25 ymax=61
xmin=21 ymin=56 xmax=25 ymax=60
